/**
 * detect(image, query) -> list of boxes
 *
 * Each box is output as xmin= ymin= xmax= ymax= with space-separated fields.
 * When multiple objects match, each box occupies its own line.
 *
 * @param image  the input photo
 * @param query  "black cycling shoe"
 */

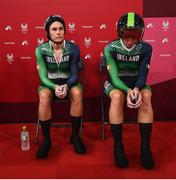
xmin=114 ymin=144 xmax=129 ymax=168
xmin=36 ymin=139 xmax=51 ymax=159
xmin=141 ymin=144 xmax=155 ymax=169
xmin=71 ymin=135 xmax=86 ymax=154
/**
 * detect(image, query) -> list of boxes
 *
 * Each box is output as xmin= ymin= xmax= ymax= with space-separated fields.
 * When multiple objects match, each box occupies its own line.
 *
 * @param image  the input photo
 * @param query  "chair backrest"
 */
xmin=100 ymin=56 xmax=107 ymax=71
xmin=78 ymin=58 xmax=84 ymax=88
xmin=79 ymin=58 xmax=84 ymax=70
xmin=100 ymin=56 xmax=108 ymax=88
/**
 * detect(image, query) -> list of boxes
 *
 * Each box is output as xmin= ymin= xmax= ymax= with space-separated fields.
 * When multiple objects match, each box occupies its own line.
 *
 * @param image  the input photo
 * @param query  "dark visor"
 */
xmin=122 ymin=28 xmax=143 ymax=40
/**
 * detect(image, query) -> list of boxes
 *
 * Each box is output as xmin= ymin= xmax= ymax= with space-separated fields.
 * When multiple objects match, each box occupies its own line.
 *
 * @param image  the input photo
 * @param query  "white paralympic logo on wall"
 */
xmin=22 ymin=40 xmax=28 ymax=46
xmin=85 ymin=54 xmax=91 ymax=60
xmin=100 ymin=51 xmax=104 ymax=58
xmin=100 ymin=24 xmax=107 ymax=29
xmin=6 ymin=53 xmax=14 ymax=64
xmin=162 ymin=37 xmax=169 ymax=43
xmin=5 ymin=25 xmax=12 ymax=31
xmin=68 ymin=22 xmax=76 ymax=33
xmin=84 ymin=37 xmax=91 ymax=48
xmin=21 ymin=23 xmax=28 ymax=34
xmin=146 ymin=23 xmax=154 ymax=29
xmin=70 ymin=39 xmax=76 ymax=43
xmin=37 ymin=38 xmax=44 ymax=45
xmin=162 ymin=20 xmax=169 ymax=31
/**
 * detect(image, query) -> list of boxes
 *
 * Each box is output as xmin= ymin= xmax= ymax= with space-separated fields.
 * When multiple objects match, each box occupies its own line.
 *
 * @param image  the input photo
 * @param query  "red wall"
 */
xmin=0 ymin=0 xmax=142 ymax=102
xmin=143 ymin=18 xmax=176 ymax=85
xmin=0 ymin=0 xmax=176 ymax=122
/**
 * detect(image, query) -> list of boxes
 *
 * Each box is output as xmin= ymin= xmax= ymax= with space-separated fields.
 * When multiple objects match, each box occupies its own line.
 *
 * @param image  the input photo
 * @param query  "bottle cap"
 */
xmin=22 ymin=126 xmax=27 ymax=131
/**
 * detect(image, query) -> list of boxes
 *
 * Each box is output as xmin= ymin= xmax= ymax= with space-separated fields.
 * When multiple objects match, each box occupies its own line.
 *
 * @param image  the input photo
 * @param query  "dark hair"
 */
xmin=44 ymin=15 xmax=66 ymax=39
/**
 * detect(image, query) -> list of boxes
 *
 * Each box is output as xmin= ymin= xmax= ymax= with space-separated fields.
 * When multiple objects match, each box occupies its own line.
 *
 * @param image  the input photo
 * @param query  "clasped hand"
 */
xmin=127 ymin=88 xmax=142 ymax=109
xmin=55 ymin=84 xmax=68 ymax=99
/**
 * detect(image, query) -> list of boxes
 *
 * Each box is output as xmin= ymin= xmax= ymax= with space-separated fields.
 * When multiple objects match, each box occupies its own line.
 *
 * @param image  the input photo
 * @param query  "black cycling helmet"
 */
xmin=117 ymin=12 xmax=144 ymax=40
xmin=44 ymin=15 xmax=66 ymax=39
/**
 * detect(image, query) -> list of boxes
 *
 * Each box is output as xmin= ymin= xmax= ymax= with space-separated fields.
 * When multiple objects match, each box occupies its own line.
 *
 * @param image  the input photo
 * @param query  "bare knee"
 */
xmin=70 ymin=88 xmax=82 ymax=104
xmin=140 ymin=90 xmax=152 ymax=111
xmin=142 ymin=91 xmax=152 ymax=105
xmin=39 ymin=90 xmax=52 ymax=105
xmin=110 ymin=90 xmax=124 ymax=106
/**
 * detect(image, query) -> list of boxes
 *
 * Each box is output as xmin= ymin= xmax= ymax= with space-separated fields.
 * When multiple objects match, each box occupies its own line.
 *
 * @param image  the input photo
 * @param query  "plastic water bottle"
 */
xmin=21 ymin=126 xmax=30 ymax=151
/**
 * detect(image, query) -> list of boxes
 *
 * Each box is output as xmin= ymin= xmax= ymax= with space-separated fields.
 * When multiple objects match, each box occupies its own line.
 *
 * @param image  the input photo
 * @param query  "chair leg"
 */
xmin=79 ymin=117 xmax=83 ymax=138
xmin=35 ymin=118 xmax=40 ymax=144
xmin=101 ymin=94 xmax=106 ymax=140
xmin=100 ymin=69 xmax=106 ymax=140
